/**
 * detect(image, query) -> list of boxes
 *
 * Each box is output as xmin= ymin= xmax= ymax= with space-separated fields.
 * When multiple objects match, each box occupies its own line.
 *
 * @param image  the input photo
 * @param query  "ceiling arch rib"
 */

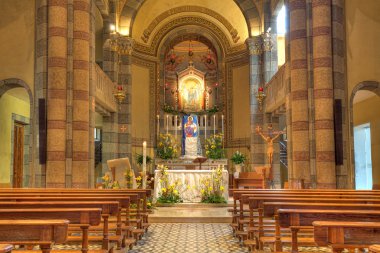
xmin=132 ymin=16 xmax=246 ymax=57
xmin=119 ymin=0 xmax=260 ymax=40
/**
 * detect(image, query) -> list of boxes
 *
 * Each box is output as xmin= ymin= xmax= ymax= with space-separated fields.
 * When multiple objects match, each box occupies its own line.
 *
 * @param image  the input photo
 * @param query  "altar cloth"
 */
xmin=153 ymin=170 xmax=229 ymax=203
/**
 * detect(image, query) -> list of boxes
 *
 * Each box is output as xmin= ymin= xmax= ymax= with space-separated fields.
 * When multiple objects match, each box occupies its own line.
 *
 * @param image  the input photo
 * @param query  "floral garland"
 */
xmin=205 ymin=134 xmax=225 ymax=159
xmin=162 ymin=104 xmax=220 ymax=116
xmin=157 ymin=133 xmax=179 ymax=160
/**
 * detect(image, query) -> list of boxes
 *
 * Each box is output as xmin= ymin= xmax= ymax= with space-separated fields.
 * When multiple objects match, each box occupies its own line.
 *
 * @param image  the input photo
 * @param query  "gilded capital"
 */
xmin=118 ymin=36 xmax=134 ymax=55
xmin=246 ymin=36 xmax=262 ymax=55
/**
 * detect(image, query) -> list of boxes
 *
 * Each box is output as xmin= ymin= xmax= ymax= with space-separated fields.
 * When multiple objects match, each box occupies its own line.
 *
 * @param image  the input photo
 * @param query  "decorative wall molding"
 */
xmin=141 ymin=6 xmax=240 ymax=43
xmin=133 ymin=16 xmax=246 ymax=56
xmin=225 ymin=58 xmax=250 ymax=147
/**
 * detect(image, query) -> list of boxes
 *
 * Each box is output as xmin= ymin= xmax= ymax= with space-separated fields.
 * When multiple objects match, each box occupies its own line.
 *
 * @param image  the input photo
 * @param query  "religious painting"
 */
xmin=179 ymin=77 xmax=205 ymax=112
xmin=182 ymin=115 xmax=200 ymax=157
xmin=183 ymin=115 xmax=198 ymax=137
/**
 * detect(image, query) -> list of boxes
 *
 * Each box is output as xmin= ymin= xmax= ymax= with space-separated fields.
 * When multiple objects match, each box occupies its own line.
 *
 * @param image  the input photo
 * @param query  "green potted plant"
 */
xmin=231 ymin=151 xmax=246 ymax=174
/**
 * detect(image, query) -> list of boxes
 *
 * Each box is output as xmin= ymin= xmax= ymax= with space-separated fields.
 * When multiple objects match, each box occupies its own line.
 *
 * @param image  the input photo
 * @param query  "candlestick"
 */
xmin=204 ymin=115 xmax=207 ymax=140
xmin=166 ymin=115 xmax=169 ymax=134
xmin=213 ymin=114 xmax=216 ymax=135
xmin=142 ymin=141 xmax=147 ymax=188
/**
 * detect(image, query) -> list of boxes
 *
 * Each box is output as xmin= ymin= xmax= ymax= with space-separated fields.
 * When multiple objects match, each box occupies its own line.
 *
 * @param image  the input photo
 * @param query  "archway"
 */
xmin=0 ymin=78 xmax=33 ymax=188
xmin=350 ymin=81 xmax=380 ymax=189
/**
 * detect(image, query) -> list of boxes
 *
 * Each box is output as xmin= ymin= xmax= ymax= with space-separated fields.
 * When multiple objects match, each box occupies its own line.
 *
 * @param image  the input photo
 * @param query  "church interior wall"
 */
xmin=353 ymin=95 xmax=380 ymax=189
xmin=0 ymin=91 xmax=30 ymax=187
xmin=131 ymin=63 xmax=151 ymax=143
xmin=95 ymin=5 xmax=104 ymax=64
xmin=346 ymin=0 xmax=380 ymax=96
xmin=0 ymin=0 xmax=35 ymax=94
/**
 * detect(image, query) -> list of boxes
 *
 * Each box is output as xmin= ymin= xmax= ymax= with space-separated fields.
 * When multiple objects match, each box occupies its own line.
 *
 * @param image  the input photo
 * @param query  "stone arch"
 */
xmin=349 ymin=80 xmax=380 ymax=189
xmin=0 ymin=78 xmax=34 ymax=187
xmin=133 ymin=16 xmax=246 ymax=56
xmin=119 ymin=0 xmax=260 ymax=37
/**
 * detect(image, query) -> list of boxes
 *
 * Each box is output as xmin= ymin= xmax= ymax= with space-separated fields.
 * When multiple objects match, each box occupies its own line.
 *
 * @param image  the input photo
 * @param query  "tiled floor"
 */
xmin=129 ymin=223 xmax=249 ymax=253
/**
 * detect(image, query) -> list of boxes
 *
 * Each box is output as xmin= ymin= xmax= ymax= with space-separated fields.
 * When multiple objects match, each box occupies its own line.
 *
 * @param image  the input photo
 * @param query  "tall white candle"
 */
xmin=157 ymin=115 xmax=160 ymax=137
xmin=166 ymin=115 xmax=169 ymax=134
xmin=213 ymin=114 xmax=216 ymax=135
xmin=175 ymin=115 xmax=178 ymax=139
xmin=142 ymin=141 xmax=147 ymax=188
xmin=204 ymin=115 xmax=207 ymax=140
xmin=221 ymin=114 xmax=224 ymax=135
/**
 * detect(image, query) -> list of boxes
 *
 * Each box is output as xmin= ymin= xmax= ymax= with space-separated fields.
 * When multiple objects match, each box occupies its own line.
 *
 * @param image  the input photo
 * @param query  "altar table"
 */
xmin=153 ymin=170 xmax=229 ymax=203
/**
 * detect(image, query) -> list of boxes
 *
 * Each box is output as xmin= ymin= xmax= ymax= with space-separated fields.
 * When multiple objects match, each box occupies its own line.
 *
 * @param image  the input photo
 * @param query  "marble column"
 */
xmin=46 ymin=0 xmax=68 ymax=188
xmin=247 ymin=37 xmax=265 ymax=167
xmin=289 ymin=0 xmax=311 ymax=188
xmin=72 ymin=0 xmax=90 ymax=188
xmin=117 ymin=37 xmax=133 ymax=160
xmin=312 ymin=0 xmax=336 ymax=188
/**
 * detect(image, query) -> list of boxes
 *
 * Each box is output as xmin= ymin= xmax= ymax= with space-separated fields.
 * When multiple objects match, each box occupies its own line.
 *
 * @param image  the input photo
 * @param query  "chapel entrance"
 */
xmin=13 ymin=122 xmax=25 ymax=188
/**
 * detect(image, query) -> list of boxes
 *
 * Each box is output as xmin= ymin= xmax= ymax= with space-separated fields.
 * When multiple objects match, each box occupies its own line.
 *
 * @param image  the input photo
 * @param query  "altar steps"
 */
xmin=149 ymin=205 xmax=233 ymax=223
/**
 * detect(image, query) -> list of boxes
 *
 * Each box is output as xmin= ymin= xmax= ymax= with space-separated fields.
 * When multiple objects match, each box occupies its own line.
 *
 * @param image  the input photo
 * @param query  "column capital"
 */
xmin=246 ymin=36 xmax=263 ymax=56
xmin=117 ymin=36 xmax=134 ymax=55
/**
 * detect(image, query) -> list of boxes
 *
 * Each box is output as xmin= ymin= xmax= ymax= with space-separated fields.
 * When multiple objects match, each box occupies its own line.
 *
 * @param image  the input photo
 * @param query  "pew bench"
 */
xmin=370 ymin=245 xmax=380 ymax=253
xmin=0 ymin=220 xmax=69 ymax=253
xmin=313 ymin=221 xmax=380 ymax=253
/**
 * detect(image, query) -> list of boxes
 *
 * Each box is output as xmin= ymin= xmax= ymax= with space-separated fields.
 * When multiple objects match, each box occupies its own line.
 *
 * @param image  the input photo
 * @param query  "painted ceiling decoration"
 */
xmin=140 ymin=6 xmax=240 ymax=43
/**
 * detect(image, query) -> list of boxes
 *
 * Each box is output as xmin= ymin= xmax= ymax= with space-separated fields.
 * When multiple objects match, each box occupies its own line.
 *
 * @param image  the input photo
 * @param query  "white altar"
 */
xmin=153 ymin=169 xmax=229 ymax=203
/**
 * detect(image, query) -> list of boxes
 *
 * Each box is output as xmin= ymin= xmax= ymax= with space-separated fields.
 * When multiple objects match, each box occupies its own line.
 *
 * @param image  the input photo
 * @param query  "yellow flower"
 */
xmin=161 ymin=188 xmax=167 ymax=193
xmin=220 ymin=186 xmax=225 ymax=191
xmin=186 ymin=185 xmax=191 ymax=190
xmin=201 ymin=189 xmax=205 ymax=194
xmin=208 ymin=186 xmax=213 ymax=192
xmin=136 ymin=176 xmax=142 ymax=181
xmin=173 ymin=190 xmax=179 ymax=195
xmin=211 ymin=145 xmax=216 ymax=149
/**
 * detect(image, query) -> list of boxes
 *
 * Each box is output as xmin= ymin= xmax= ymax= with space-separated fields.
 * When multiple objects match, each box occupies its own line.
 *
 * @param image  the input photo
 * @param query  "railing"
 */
xmin=95 ymin=64 xmax=117 ymax=112
xmin=265 ymin=62 xmax=288 ymax=113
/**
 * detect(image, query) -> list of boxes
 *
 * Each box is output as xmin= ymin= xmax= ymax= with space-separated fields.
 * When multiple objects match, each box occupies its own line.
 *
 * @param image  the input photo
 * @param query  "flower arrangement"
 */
xmin=157 ymin=133 xmax=179 ymax=160
xmin=199 ymin=165 xmax=226 ymax=203
xmin=135 ymin=153 xmax=153 ymax=166
xmin=231 ymin=151 xmax=247 ymax=165
xmin=124 ymin=168 xmax=134 ymax=189
xmin=156 ymin=164 xmax=183 ymax=203
xmin=102 ymin=173 xmax=120 ymax=189
xmin=135 ymin=171 xmax=154 ymax=189
xmin=205 ymin=134 xmax=225 ymax=159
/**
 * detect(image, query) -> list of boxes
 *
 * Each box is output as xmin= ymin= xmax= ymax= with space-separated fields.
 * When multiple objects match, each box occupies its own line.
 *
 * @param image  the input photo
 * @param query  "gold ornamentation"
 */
xmin=141 ymin=6 xmax=241 ymax=43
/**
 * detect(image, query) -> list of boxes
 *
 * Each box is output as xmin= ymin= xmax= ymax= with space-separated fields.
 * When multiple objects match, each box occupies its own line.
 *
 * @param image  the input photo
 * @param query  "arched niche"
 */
xmin=349 ymin=81 xmax=380 ymax=189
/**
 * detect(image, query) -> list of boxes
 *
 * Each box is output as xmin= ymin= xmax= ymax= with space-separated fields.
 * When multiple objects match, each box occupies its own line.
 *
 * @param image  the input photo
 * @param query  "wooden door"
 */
xmin=13 ymin=123 xmax=24 ymax=188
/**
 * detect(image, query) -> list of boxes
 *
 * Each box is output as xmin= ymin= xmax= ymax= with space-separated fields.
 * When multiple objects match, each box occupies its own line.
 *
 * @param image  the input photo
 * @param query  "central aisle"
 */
xmin=128 ymin=223 xmax=248 ymax=253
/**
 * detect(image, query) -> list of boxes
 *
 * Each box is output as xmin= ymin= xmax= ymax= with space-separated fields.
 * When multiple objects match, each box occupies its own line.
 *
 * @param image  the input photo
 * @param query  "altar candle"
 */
xmin=175 ymin=115 xmax=178 ymax=139
xmin=157 ymin=115 xmax=160 ymax=137
xmin=143 ymin=141 xmax=147 ymax=188
xmin=204 ymin=115 xmax=207 ymax=140
xmin=143 ymin=141 xmax=147 ymax=172
xmin=166 ymin=115 xmax=169 ymax=134
xmin=221 ymin=115 xmax=224 ymax=135
xmin=213 ymin=115 xmax=216 ymax=135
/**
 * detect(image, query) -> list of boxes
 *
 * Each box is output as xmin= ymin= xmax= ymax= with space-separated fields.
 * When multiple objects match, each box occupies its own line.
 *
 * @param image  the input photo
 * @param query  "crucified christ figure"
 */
xmin=256 ymin=125 xmax=284 ymax=167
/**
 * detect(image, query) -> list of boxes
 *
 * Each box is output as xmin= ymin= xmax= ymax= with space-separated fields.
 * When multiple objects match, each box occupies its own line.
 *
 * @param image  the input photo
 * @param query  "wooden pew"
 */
xmin=233 ymin=172 xmax=265 ymax=189
xmin=0 ymin=219 xmax=69 ymax=253
xmin=0 ymin=201 xmax=125 ymax=250
xmin=370 ymin=245 xmax=380 ymax=253
xmin=261 ymin=202 xmax=380 ymax=251
xmin=0 ymin=244 xmax=12 ymax=253
xmin=278 ymin=209 xmax=380 ymax=253
xmin=0 ymin=208 xmax=102 ymax=253
xmin=313 ymin=221 xmax=380 ymax=253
